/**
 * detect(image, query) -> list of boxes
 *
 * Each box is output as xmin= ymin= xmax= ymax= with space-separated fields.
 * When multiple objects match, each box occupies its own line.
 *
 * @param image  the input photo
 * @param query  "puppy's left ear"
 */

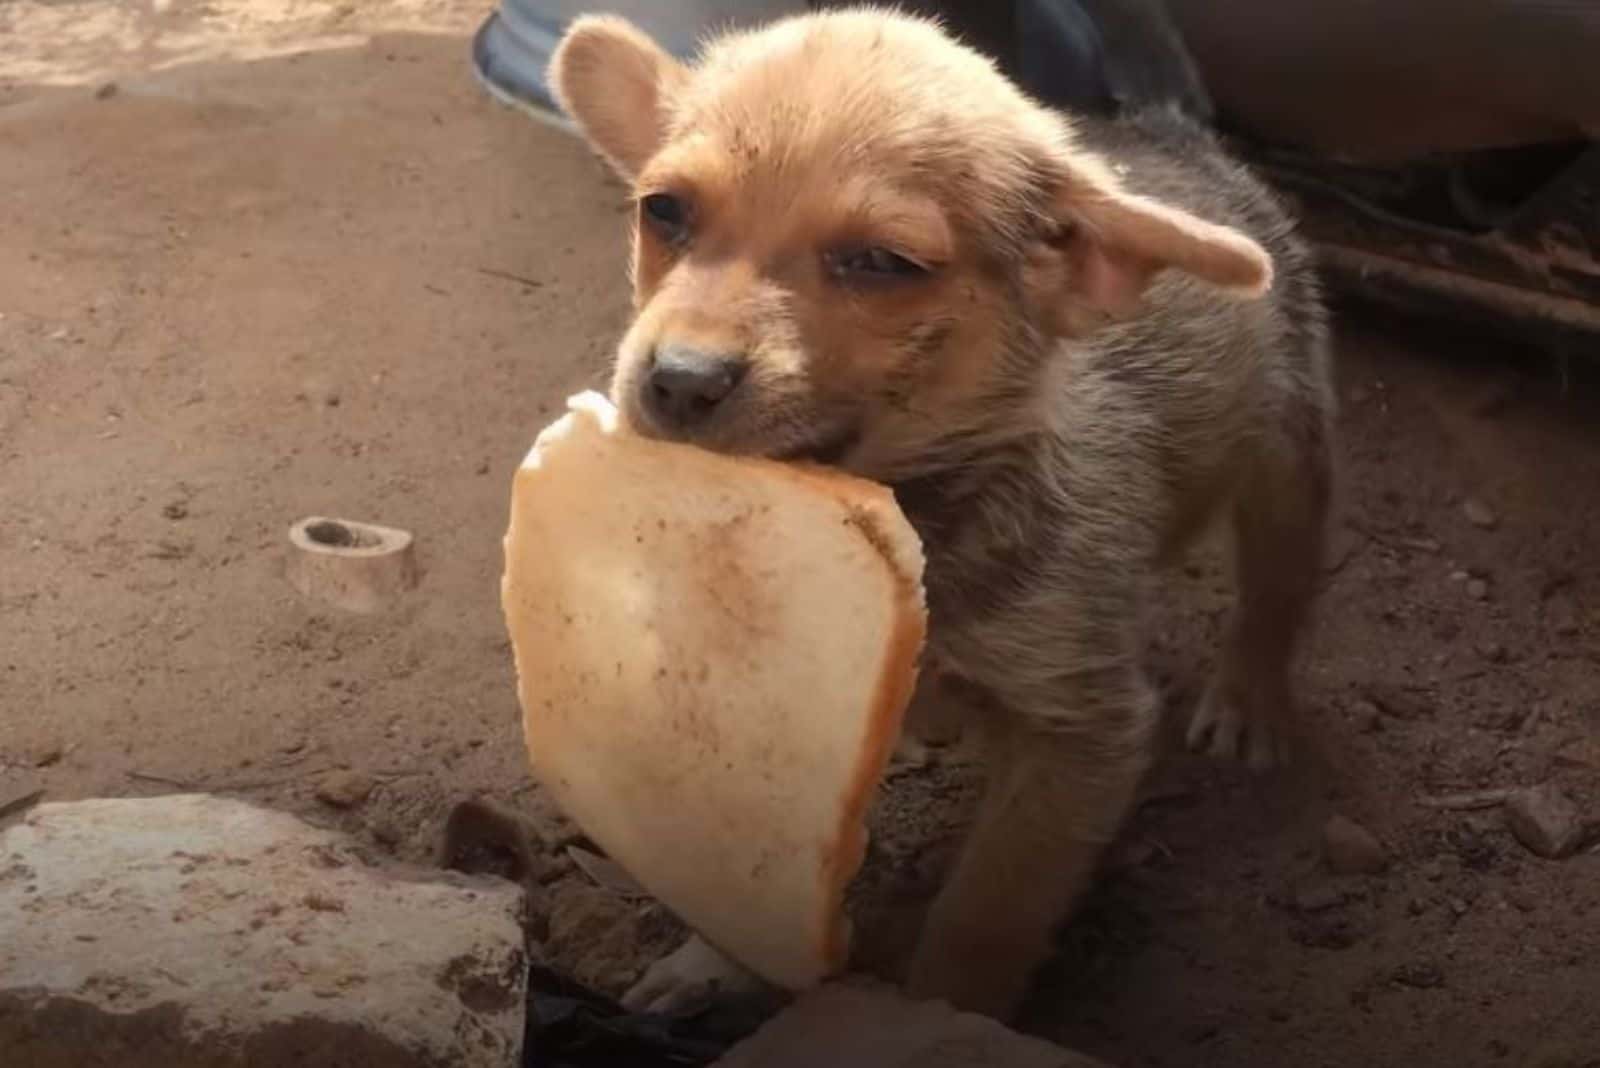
xmin=549 ymin=16 xmax=686 ymax=180
xmin=1045 ymin=151 xmax=1274 ymax=333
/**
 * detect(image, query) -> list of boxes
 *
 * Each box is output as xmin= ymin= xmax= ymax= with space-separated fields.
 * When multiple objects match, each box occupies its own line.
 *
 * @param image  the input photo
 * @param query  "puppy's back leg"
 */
xmin=1187 ymin=397 xmax=1333 ymax=769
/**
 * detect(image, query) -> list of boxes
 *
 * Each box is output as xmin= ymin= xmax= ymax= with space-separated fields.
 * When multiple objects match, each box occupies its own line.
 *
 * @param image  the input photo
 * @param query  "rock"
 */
xmin=1364 ymin=684 xmax=1431 ymax=722
xmin=1475 ymin=640 xmax=1508 ymax=663
xmin=1391 ymin=962 xmax=1444 ymax=989
xmin=1504 ymin=785 xmax=1585 ymax=859
xmin=316 ymin=768 xmax=377 ymax=809
xmin=0 ymin=795 xmax=525 ymax=1067
xmin=1322 ymin=814 xmax=1388 ymax=875
xmin=713 ymin=981 xmax=1114 ymax=1067
xmin=1289 ymin=912 xmax=1363 ymax=950
xmin=1292 ymin=882 xmax=1347 ymax=913
xmin=1351 ymin=699 xmax=1385 ymax=733
xmin=1505 ymin=888 xmax=1538 ymax=913
xmin=0 ymin=784 xmax=44 ymax=821
xmin=1466 ymin=578 xmax=1490 ymax=600
xmin=1462 ymin=498 xmax=1498 ymax=529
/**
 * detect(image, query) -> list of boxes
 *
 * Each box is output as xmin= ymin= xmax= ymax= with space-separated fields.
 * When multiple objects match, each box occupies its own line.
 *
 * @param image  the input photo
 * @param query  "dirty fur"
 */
xmin=547 ymin=7 xmax=1334 ymax=1020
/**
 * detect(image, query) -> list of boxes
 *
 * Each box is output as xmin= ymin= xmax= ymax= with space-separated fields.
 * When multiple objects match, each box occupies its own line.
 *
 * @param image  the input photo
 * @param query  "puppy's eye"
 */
xmin=640 ymin=192 xmax=690 ymax=243
xmin=827 ymin=246 xmax=929 ymax=283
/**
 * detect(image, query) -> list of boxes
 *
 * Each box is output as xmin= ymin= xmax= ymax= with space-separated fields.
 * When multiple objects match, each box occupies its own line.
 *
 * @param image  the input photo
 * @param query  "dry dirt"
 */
xmin=2 ymin=4 xmax=1598 ymax=1066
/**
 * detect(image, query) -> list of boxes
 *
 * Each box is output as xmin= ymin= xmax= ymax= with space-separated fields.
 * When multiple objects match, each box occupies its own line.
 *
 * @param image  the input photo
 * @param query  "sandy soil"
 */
xmin=2 ymin=4 xmax=1598 ymax=1066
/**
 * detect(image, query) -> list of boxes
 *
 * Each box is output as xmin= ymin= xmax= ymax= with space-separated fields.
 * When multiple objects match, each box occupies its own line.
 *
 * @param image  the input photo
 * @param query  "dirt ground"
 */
xmin=2 ymin=4 xmax=1598 ymax=1066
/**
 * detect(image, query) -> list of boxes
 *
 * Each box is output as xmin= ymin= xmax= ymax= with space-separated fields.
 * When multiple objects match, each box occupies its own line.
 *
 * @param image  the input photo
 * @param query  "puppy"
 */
xmin=547 ymin=7 xmax=1333 ymax=1019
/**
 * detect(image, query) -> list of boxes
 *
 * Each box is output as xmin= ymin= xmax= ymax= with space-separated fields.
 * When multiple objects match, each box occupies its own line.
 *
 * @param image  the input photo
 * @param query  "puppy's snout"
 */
xmin=642 ymin=344 xmax=748 ymax=432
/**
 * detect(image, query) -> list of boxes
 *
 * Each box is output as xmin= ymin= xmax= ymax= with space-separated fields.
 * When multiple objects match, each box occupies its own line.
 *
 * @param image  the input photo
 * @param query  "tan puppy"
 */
xmin=547 ymin=8 xmax=1333 ymax=1019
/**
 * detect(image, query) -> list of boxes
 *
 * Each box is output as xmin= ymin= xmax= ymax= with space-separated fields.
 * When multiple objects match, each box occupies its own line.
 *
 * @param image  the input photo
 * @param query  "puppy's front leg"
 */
xmin=907 ymin=672 xmax=1156 ymax=1018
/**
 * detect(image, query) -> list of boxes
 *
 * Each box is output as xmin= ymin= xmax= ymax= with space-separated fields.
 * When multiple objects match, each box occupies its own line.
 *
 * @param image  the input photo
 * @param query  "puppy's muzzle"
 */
xmin=641 ymin=343 xmax=748 ymax=434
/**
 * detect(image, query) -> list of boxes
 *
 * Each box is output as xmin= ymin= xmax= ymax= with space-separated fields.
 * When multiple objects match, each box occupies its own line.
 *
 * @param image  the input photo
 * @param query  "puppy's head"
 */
xmin=550 ymin=9 xmax=1271 ymax=479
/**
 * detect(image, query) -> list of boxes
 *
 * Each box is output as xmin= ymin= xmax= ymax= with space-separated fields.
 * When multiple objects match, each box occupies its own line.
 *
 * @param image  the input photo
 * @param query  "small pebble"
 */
xmin=1462 ymin=498 xmax=1498 ymax=529
xmin=1352 ymin=699 xmax=1385 ymax=733
xmin=1475 ymin=640 xmax=1507 ymax=663
xmin=1466 ymin=578 xmax=1489 ymax=600
xmin=1322 ymin=814 xmax=1388 ymax=875
xmin=1504 ymin=784 xmax=1584 ymax=859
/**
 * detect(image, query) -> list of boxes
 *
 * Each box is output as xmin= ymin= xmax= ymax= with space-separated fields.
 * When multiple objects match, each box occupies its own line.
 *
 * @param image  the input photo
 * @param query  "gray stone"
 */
xmin=714 ymin=981 xmax=1114 ymax=1068
xmin=0 ymin=795 xmax=525 ymax=1067
xmin=1504 ymin=784 xmax=1585 ymax=859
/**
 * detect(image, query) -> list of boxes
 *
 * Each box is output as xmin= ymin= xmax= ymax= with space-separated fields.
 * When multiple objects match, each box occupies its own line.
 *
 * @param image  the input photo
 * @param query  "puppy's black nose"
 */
xmin=642 ymin=344 xmax=747 ymax=431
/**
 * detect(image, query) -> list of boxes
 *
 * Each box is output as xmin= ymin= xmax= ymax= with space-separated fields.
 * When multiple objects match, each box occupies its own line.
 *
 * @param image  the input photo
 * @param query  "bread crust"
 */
xmin=502 ymin=392 xmax=926 ymax=987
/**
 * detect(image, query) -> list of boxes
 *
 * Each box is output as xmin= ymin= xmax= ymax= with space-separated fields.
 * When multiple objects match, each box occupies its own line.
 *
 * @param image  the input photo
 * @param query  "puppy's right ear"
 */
xmin=549 ymin=16 xmax=685 ymax=181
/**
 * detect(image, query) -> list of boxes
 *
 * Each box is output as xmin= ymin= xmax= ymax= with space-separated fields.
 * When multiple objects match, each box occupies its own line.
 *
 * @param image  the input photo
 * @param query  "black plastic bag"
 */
xmin=523 ymin=963 xmax=775 ymax=1068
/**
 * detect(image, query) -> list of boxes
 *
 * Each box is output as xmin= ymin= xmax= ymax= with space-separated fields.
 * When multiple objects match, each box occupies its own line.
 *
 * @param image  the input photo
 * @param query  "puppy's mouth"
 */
xmin=612 ymin=377 xmax=861 ymax=468
xmin=774 ymin=423 xmax=861 ymax=467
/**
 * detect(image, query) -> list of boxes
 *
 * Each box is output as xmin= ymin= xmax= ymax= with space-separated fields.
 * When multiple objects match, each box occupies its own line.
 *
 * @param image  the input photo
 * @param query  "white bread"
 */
xmin=500 ymin=392 xmax=926 ymax=990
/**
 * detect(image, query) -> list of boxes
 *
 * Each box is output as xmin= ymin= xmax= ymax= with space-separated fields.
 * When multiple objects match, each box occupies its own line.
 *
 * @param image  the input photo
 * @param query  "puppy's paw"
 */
xmin=622 ymin=935 xmax=768 ymax=1017
xmin=1186 ymin=675 xmax=1290 ymax=772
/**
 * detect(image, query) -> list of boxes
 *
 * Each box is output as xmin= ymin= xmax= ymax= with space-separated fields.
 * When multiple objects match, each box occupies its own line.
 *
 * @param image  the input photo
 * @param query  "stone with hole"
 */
xmin=286 ymin=515 xmax=416 ymax=613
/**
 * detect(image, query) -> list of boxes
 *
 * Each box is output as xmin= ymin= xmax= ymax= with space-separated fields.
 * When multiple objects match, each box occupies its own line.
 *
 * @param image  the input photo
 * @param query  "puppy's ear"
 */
xmin=1045 ymin=150 xmax=1273 ymax=333
xmin=549 ymin=16 xmax=686 ymax=180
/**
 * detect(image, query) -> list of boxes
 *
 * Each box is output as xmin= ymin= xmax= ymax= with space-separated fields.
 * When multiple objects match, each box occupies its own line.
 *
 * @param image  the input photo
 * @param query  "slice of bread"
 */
xmin=501 ymin=392 xmax=926 ymax=990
